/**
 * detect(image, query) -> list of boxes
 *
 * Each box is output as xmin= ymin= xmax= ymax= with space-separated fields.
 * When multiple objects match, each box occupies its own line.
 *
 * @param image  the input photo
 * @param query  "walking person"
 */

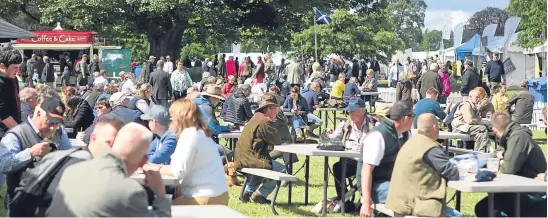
xmin=170 ymin=60 xmax=192 ymax=99
xmin=149 ymin=60 xmax=172 ymax=108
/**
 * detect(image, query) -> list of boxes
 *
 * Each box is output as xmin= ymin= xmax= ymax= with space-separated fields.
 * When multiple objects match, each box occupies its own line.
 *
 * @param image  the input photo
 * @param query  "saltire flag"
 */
xmin=313 ymin=7 xmax=331 ymax=24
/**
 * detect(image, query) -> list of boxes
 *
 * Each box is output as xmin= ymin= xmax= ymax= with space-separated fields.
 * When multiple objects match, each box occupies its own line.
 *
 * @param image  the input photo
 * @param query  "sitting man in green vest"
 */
xmin=474 ymin=111 xmax=547 ymax=217
xmin=358 ymin=100 xmax=413 ymax=217
xmin=386 ymin=113 xmax=461 ymax=217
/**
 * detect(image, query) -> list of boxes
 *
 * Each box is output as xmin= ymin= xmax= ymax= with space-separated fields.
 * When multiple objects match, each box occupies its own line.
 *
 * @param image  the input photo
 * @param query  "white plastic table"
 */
xmin=171 ymin=205 xmax=246 ymax=217
xmin=131 ymin=173 xmax=178 ymax=186
xmin=274 ymin=144 xmax=359 ymax=216
xmin=218 ymin=131 xmax=242 ymax=151
xmin=448 ymin=173 xmax=546 ymax=217
xmin=69 ymin=138 xmax=86 ymax=148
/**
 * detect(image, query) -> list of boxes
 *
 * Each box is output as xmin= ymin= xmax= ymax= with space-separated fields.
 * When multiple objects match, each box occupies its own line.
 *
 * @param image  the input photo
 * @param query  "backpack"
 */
xmin=444 ymin=101 xmax=465 ymax=129
xmin=9 ymin=148 xmax=91 ymax=217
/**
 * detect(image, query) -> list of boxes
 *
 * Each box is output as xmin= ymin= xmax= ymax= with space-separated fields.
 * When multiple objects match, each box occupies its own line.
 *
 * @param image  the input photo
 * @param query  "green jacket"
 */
xmin=499 ymin=122 xmax=547 ymax=178
xmin=234 ymin=113 xmax=282 ymax=170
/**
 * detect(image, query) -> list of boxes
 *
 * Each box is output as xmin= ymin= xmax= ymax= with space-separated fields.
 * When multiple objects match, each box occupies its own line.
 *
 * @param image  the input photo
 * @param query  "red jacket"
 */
xmin=222 ymin=82 xmax=237 ymax=97
xmin=225 ymin=60 xmax=237 ymax=80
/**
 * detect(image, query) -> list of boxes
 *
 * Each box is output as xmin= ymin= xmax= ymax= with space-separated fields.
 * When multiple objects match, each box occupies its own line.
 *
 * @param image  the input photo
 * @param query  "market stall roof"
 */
xmin=12 ymin=43 xmax=93 ymax=50
xmin=455 ymin=34 xmax=481 ymax=60
xmin=0 ymin=18 xmax=37 ymax=39
xmin=13 ymin=23 xmax=98 ymax=49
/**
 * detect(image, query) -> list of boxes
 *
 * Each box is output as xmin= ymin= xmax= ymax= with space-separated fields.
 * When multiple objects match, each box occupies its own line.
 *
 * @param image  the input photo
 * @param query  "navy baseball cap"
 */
xmin=345 ymin=97 xmax=366 ymax=112
xmin=40 ymin=97 xmax=66 ymax=124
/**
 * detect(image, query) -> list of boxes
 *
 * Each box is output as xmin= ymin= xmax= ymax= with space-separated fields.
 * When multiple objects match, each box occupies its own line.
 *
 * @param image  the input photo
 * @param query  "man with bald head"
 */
xmin=47 ymin=122 xmax=170 ymax=217
xmin=386 ymin=113 xmax=461 ymax=217
xmin=451 ymin=89 xmax=491 ymax=151
xmin=9 ymin=116 xmax=124 ymax=216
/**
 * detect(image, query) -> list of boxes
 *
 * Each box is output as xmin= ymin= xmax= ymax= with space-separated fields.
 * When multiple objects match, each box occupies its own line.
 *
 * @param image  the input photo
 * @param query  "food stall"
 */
xmin=12 ymin=23 xmax=127 ymax=86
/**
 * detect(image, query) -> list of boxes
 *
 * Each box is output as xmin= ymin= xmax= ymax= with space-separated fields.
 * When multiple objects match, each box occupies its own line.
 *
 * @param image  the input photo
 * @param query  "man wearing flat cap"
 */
xmin=0 ymin=97 xmax=73 ymax=214
xmin=235 ymin=97 xmax=283 ymax=204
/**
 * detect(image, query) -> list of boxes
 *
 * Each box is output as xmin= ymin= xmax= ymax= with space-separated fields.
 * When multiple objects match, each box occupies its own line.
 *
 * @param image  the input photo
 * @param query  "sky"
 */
xmin=423 ymin=0 xmax=510 ymax=30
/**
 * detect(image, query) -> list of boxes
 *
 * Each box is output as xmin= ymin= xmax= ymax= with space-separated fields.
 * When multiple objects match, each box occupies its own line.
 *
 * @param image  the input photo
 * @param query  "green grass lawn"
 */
xmin=0 ymin=111 xmax=544 ymax=217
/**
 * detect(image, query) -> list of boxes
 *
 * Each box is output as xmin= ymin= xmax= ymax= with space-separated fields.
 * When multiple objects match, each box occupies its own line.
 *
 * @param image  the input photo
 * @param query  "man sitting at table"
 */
xmin=451 ymin=89 xmax=491 ymax=152
xmin=282 ymin=86 xmax=309 ymax=142
xmin=235 ymin=98 xmax=283 ymax=204
xmin=9 ymin=116 xmax=124 ymax=216
xmin=140 ymin=105 xmax=177 ymax=165
xmin=506 ymin=80 xmax=534 ymax=124
xmin=0 ymin=97 xmax=72 ymax=214
xmin=47 ymin=123 xmax=171 ymax=217
xmin=302 ymin=82 xmax=323 ymax=136
xmin=327 ymin=98 xmax=370 ymax=202
xmin=343 ymin=76 xmax=360 ymax=97
xmin=474 ymin=111 xmax=547 ymax=217
xmin=386 ymin=113 xmax=461 ymax=217
xmin=358 ymin=101 xmax=413 ymax=217
xmin=413 ymin=88 xmax=446 ymax=128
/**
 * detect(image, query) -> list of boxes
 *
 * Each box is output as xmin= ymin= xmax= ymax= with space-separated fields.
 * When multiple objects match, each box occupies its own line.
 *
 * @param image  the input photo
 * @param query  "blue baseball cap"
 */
xmin=345 ymin=97 xmax=366 ymax=111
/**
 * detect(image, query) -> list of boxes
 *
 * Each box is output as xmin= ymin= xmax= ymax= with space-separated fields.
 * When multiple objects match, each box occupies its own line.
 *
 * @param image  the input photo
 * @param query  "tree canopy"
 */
xmin=462 ymin=7 xmax=508 ymax=43
xmin=507 ymin=0 xmax=547 ymax=48
xmin=386 ymin=0 xmax=427 ymax=50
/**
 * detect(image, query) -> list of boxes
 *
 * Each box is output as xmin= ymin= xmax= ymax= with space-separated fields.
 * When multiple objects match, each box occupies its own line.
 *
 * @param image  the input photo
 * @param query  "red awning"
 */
xmin=15 ymin=30 xmax=97 ymax=44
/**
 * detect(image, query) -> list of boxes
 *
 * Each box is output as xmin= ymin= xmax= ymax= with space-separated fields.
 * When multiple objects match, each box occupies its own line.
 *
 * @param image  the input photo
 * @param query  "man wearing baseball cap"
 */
xmin=358 ymin=100 xmax=414 ymax=217
xmin=109 ymin=92 xmax=143 ymax=125
xmin=140 ymin=105 xmax=177 ymax=165
xmin=327 ymin=97 xmax=370 ymax=202
xmin=0 ymin=97 xmax=73 ymax=213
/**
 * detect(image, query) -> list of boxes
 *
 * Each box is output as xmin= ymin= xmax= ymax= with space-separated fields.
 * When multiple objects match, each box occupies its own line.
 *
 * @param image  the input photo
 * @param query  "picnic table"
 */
xmin=131 ymin=173 xmax=178 ymax=186
xmin=448 ymin=173 xmax=546 ymax=217
xmin=218 ymin=131 xmax=242 ymax=151
xmin=360 ymin=91 xmax=381 ymax=112
xmin=316 ymin=107 xmax=347 ymax=133
xmin=410 ymin=129 xmax=472 ymax=154
xmin=274 ymin=143 xmax=359 ymax=216
xmin=69 ymin=138 xmax=86 ymax=148
xmin=171 ymin=205 xmax=246 ymax=217
xmin=65 ymin=127 xmax=74 ymax=134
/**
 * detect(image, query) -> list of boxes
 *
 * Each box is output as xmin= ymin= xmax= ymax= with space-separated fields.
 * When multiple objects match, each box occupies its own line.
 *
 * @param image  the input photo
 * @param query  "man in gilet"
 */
xmin=0 ymin=97 xmax=72 ymax=214
xmin=386 ymin=113 xmax=461 ymax=217
xmin=358 ymin=101 xmax=413 ymax=217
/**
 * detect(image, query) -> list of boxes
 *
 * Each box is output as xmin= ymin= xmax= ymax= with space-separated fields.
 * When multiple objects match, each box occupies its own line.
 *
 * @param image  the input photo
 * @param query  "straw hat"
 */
xmin=201 ymin=85 xmax=225 ymax=100
xmin=371 ymin=103 xmax=392 ymax=117
xmin=257 ymin=98 xmax=279 ymax=111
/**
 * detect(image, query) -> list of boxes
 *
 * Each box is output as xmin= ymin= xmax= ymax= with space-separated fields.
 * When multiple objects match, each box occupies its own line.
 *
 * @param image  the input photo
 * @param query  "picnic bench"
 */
xmin=171 ymin=205 xmax=246 ymax=217
xmin=239 ymin=168 xmax=296 ymax=215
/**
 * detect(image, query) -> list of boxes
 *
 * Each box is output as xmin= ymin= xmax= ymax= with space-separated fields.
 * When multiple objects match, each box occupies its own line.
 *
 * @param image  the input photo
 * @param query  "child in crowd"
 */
xmin=61 ymin=66 xmax=71 ymax=87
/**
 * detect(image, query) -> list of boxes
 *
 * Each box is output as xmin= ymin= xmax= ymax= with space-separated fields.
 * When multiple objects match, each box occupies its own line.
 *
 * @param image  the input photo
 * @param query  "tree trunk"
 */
xmin=148 ymin=25 xmax=184 ymax=60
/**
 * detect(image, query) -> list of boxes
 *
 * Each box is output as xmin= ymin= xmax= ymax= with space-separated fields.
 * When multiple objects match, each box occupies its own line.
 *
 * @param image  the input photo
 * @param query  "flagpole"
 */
xmin=314 ymin=13 xmax=318 ymax=62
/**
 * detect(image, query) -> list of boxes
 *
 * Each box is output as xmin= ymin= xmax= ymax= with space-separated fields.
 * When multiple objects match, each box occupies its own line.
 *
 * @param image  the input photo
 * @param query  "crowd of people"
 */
xmin=0 ymin=44 xmax=546 ymax=218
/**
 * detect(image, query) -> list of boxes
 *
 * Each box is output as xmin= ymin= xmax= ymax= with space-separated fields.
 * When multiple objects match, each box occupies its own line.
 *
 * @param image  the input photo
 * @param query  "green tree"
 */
xmin=386 ymin=0 xmax=427 ymax=50
xmin=507 ymin=0 xmax=547 ymax=48
xmin=291 ymin=10 xmax=404 ymax=64
xmin=420 ymin=29 xmax=442 ymax=51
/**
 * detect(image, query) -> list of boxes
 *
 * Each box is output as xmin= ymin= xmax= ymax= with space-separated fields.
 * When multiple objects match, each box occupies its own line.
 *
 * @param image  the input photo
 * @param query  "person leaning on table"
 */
xmin=473 ymin=111 xmax=547 ymax=217
xmin=358 ymin=100 xmax=413 ymax=217
xmin=386 ymin=113 xmax=461 ymax=217
xmin=326 ymin=98 xmax=370 ymax=202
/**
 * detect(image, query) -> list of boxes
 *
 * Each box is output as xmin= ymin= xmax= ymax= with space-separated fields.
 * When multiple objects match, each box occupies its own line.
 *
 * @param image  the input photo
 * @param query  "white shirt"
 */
xmin=170 ymin=128 xmax=228 ymax=198
xmin=361 ymin=131 xmax=412 ymax=166
xmin=93 ymin=76 xmax=108 ymax=87
xmin=121 ymin=79 xmax=136 ymax=94
xmin=163 ymin=61 xmax=174 ymax=73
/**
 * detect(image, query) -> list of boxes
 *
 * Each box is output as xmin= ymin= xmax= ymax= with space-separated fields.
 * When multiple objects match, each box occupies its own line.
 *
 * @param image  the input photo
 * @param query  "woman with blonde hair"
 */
xmin=473 ymin=87 xmax=495 ymax=118
xmin=128 ymin=83 xmax=152 ymax=114
xmin=61 ymin=86 xmax=76 ymax=104
xmin=121 ymin=72 xmax=137 ymax=94
xmin=147 ymin=99 xmax=229 ymax=205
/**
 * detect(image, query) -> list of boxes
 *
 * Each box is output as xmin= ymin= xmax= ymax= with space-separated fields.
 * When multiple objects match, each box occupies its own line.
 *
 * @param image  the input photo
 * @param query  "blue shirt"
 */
xmin=0 ymin=117 xmax=72 ymax=174
xmin=302 ymin=90 xmax=319 ymax=112
xmin=413 ymin=98 xmax=446 ymax=128
xmin=147 ymin=130 xmax=178 ymax=165
xmin=343 ymin=82 xmax=360 ymax=97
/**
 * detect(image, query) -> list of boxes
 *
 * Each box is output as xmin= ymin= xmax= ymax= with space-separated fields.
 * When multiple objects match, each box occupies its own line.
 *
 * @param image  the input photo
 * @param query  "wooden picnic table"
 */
xmin=448 ymin=173 xmax=546 ymax=217
xmin=171 ymin=205 xmax=246 ymax=217
xmin=274 ymin=143 xmax=359 ymax=216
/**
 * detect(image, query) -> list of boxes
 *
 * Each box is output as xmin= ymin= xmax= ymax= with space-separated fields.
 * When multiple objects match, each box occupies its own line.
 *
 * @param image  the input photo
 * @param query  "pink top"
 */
xmin=439 ymin=72 xmax=451 ymax=96
xmin=225 ymin=60 xmax=237 ymax=80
